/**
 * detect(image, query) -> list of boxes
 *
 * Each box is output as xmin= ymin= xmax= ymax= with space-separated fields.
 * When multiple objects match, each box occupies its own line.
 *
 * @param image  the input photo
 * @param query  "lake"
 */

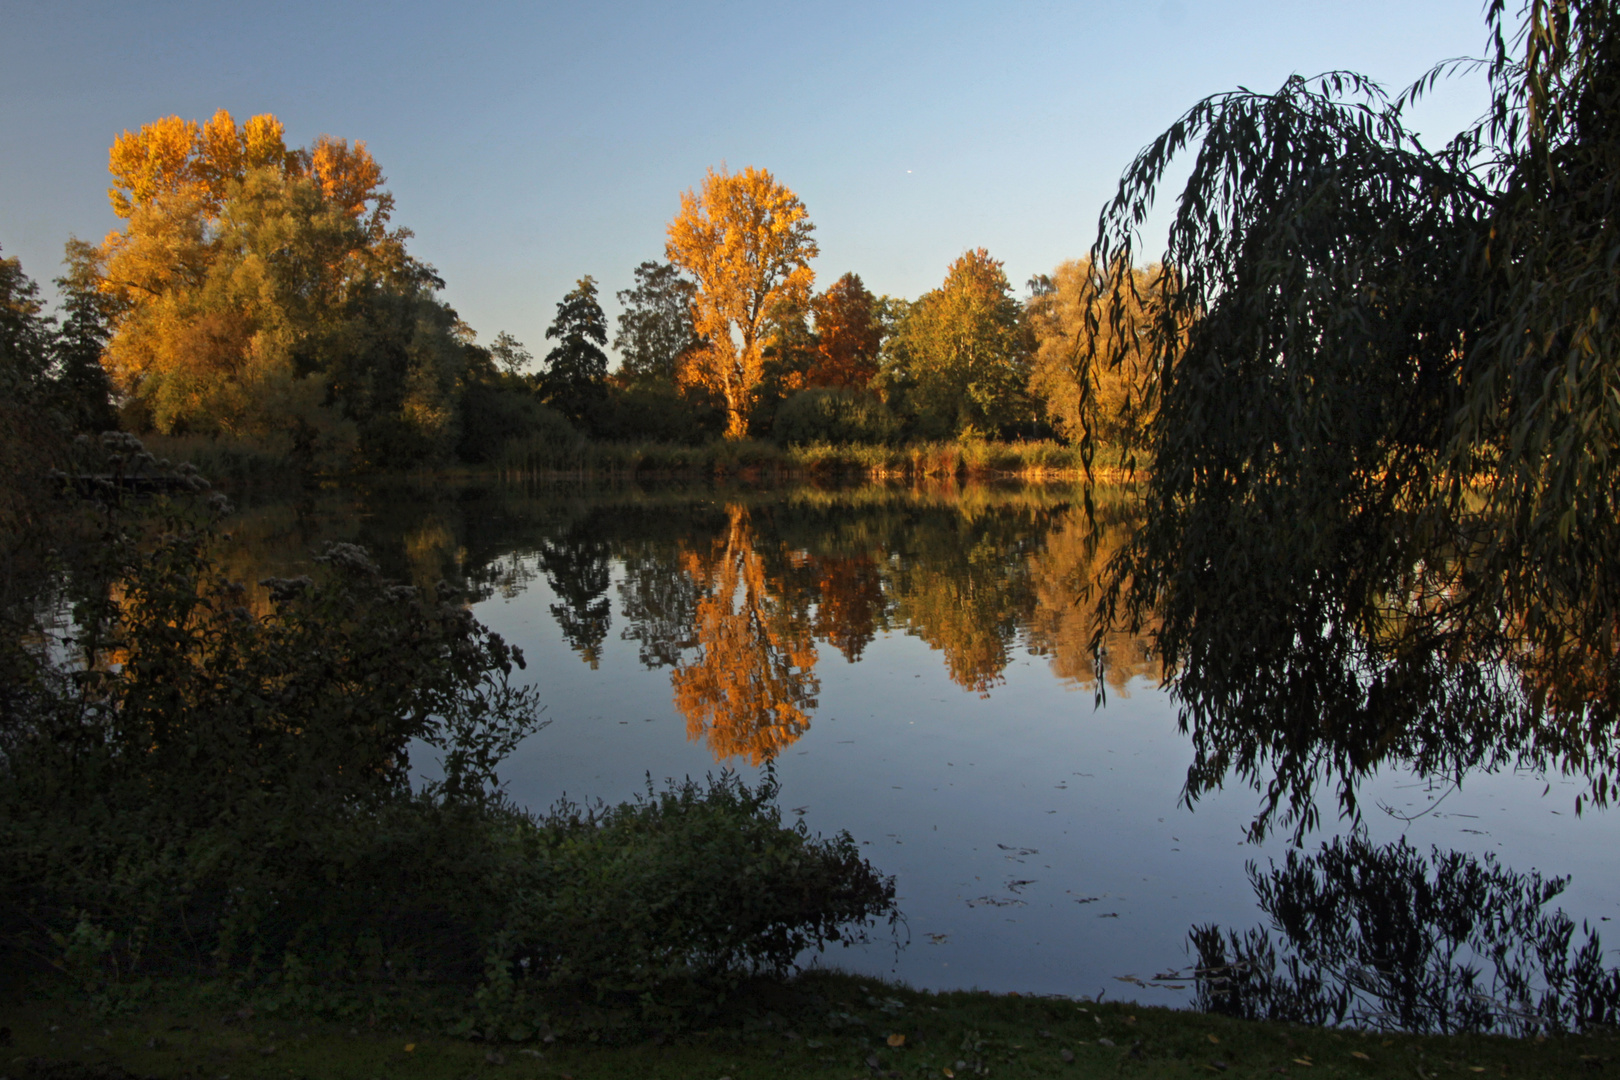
xmin=221 ymin=477 xmax=1620 ymax=1004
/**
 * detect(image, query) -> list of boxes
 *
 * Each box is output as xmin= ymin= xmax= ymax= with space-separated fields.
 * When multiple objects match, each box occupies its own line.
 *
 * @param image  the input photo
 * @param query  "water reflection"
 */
xmin=671 ymin=505 xmax=820 ymax=765
xmin=1186 ymin=835 xmax=1620 ymax=1036
xmin=216 ymin=481 xmax=1159 ymax=766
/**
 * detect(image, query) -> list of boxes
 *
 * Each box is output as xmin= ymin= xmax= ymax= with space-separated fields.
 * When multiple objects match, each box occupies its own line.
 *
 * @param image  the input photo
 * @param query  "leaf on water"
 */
xmin=1006 ymin=879 xmax=1037 ymax=893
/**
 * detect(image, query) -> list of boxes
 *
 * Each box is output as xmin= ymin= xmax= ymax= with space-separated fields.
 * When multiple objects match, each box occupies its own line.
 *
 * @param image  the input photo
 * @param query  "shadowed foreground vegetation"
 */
xmin=6 ymin=970 xmax=1619 ymax=1080
xmin=0 ymin=443 xmax=895 ymax=1042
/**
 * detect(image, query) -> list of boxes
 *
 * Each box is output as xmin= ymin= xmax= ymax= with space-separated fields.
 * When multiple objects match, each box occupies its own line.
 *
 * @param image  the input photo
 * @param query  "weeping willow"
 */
xmin=1084 ymin=1 xmax=1620 ymax=836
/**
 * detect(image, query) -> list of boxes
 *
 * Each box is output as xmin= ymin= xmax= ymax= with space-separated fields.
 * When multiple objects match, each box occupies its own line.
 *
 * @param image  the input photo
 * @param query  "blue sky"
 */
xmin=2 ymin=0 xmax=1495 ymax=364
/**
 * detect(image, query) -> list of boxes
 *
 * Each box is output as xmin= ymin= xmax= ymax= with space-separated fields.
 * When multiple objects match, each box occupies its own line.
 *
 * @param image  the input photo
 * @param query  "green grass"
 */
xmin=5 ymin=971 xmax=1612 ymax=1079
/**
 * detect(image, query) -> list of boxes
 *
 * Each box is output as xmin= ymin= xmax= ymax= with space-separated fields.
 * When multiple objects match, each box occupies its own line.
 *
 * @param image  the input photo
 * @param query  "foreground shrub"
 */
xmin=497 ymin=773 xmax=895 ymax=1021
xmin=0 ymin=438 xmax=896 ymax=1027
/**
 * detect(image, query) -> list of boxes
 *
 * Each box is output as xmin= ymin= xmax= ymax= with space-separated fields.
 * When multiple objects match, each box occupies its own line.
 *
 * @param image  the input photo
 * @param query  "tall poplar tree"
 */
xmin=666 ymin=166 xmax=818 ymax=439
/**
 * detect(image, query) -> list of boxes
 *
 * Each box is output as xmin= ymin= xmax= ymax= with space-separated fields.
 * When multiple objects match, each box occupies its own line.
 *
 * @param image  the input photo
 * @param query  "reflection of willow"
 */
xmin=671 ymin=507 xmax=819 ymax=765
xmin=1188 ymin=835 xmax=1620 ymax=1036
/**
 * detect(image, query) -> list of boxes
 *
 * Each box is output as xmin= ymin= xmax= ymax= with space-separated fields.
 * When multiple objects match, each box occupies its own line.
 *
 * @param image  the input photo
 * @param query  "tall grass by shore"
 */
xmin=492 ymin=435 xmax=1135 ymax=482
xmin=138 ymin=431 xmax=1138 ymax=488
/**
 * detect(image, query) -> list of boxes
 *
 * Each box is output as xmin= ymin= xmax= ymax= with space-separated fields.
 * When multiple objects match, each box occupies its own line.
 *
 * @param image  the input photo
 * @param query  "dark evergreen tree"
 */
xmin=52 ymin=239 xmax=119 ymax=433
xmin=540 ymin=276 xmax=608 ymax=425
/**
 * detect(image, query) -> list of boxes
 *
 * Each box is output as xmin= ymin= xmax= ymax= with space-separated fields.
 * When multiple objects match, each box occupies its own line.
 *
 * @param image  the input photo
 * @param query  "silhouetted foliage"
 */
xmin=1084 ymin=1 xmax=1620 ymax=835
xmin=540 ymin=276 xmax=609 ymax=426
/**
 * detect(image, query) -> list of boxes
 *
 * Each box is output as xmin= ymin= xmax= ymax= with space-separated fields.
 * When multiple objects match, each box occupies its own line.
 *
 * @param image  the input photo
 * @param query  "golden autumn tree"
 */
xmin=665 ymin=166 xmax=817 ymax=439
xmin=1025 ymin=258 xmax=1175 ymax=448
xmin=671 ymin=506 xmax=820 ymax=765
xmin=93 ymin=110 xmax=464 ymax=465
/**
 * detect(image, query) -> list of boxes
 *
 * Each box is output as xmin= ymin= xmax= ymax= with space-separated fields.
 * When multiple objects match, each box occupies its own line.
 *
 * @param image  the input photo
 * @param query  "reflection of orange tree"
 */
xmin=672 ymin=507 xmax=820 ymax=765
xmin=890 ymin=525 xmax=1036 ymax=697
xmin=810 ymin=554 xmax=885 ymax=662
xmin=1026 ymin=506 xmax=1160 ymax=695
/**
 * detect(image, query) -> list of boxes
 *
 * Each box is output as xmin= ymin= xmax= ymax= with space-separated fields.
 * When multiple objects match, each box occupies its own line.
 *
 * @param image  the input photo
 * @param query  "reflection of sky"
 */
xmin=461 ymin=559 xmax=1620 ymax=1003
xmin=4 ymin=1 xmax=1491 ymax=360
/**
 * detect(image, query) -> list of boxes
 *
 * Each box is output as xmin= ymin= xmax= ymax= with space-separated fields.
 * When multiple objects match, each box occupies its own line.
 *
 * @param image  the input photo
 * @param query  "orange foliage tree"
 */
xmin=671 ymin=506 xmax=820 ymax=764
xmin=807 ymin=272 xmax=882 ymax=388
xmin=94 ymin=111 xmax=465 ymax=464
xmin=665 ymin=166 xmax=817 ymax=439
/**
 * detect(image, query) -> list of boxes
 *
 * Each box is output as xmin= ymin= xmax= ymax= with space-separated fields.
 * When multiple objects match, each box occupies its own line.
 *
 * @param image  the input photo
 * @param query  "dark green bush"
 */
xmin=0 ymin=440 xmax=895 ymax=1027
xmin=774 ymin=387 xmax=899 ymax=447
xmin=495 ymin=772 xmax=895 ymax=1021
xmin=460 ymin=382 xmax=576 ymax=464
xmin=585 ymin=382 xmax=724 ymax=445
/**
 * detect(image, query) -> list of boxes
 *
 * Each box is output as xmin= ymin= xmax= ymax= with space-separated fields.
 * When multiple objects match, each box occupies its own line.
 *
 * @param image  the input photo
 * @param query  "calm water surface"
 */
xmin=225 ymin=478 xmax=1620 ymax=1002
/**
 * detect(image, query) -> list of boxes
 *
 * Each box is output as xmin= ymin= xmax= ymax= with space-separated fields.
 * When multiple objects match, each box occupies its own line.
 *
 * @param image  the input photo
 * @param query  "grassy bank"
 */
xmin=5 ymin=971 xmax=1611 ymax=1080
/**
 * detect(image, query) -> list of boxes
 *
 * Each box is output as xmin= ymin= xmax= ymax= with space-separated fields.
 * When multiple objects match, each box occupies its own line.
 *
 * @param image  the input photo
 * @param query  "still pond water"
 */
xmin=225 ymin=477 xmax=1620 ymax=1002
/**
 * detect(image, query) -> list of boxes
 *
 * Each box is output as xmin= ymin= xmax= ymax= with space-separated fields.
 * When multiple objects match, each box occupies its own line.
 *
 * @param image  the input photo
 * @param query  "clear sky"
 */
xmin=1 ymin=0 xmax=1495 ymax=364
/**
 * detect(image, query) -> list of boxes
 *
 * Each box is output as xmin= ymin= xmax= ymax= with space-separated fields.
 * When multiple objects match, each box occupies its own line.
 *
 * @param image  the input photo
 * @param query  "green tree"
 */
xmin=51 ymin=240 xmax=120 ymax=433
xmin=613 ymin=260 xmax=699 ymax=385
xmin=488 ymin=331 xmax=532 ymax=375
xmin=884 ymin=249 xmax=1034 ymax=439
xmin=0 ymin=245 xmax=53 ymax=401
xmin=540 ymin=276 xmax=609 ymax=425
xmin=1082 ymin=0 xmax=1620 ymax=833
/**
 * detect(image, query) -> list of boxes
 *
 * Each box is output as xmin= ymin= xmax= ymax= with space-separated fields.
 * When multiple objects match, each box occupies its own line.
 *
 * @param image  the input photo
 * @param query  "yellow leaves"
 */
xmin=887 ymin=1033 xmax=906 ymax=1048
xmin=242 ymin=114 xmax=290 ymax=170
xmin=666 ymin=165 xmax=818 ymax=438
xmin=94 ymin=111 xmax=407 ymax=439
xmin=105 ymin=111 xmax=379 ymax=225
xmin=108 ymin=115 xmax=199 ymax=218
xmin=309 ymin=135 xmax=386 ymax=220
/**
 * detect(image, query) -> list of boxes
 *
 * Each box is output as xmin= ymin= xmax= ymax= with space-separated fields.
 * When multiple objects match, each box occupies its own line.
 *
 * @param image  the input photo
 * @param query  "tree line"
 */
xmin=1 ymin=118 xmax=1163 ymax=473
